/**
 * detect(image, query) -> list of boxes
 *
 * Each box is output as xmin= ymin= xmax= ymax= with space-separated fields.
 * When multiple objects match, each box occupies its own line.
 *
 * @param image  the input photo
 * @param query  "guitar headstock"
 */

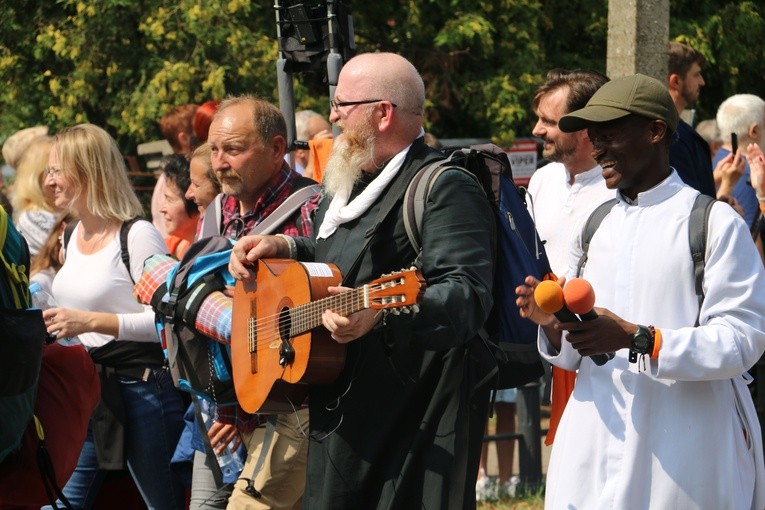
xmin=367 ymin=268 xmax=426 ymax=311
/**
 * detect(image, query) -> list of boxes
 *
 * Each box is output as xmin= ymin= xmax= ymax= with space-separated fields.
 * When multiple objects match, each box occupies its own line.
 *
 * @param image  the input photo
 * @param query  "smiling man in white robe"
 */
xmin=517 ymin=74 xmax=765 ymax=510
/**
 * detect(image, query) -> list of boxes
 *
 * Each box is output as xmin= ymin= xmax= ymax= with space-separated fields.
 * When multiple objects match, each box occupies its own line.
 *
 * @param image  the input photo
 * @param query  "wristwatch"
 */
xmin=629 ymin=325 xmax=655 ymax=363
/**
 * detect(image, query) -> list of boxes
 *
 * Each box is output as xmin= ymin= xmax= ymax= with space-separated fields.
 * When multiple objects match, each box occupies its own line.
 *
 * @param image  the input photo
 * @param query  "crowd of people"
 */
xmin=1 ymin=42 xmax=765 ymax=510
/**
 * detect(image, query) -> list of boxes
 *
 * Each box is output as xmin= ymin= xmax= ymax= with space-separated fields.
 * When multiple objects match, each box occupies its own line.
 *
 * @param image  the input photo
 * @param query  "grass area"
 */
xmin=476 ymin=479 xmax=545 ymax=510
xmin=477 ymin=493 xmax=544 ymax=510
xmin=478 ymin=492 xmax=544 ymax=509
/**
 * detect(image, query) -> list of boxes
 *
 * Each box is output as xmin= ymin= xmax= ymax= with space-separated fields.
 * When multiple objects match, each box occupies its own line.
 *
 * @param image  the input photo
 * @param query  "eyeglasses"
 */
xmin=44 ymin=167 xmax=64 ymax=177
xmin=330 ymin=99 xmax=398 ymax=111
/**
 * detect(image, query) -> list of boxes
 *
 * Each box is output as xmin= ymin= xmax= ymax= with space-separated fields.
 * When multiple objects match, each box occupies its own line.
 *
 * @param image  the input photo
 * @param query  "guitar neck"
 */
xmin=290 ymin=286 xmax=369 ymax=336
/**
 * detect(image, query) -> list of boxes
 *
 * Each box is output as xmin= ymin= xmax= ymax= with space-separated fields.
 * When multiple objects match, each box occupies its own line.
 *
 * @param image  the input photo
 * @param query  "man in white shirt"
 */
xmin=525 ymin=69 xmax=614 ymax=448
xmin=528 ymin=69 xmax=612 ymax=282
xmin=517 ymin=73 xmax=765 ymax=510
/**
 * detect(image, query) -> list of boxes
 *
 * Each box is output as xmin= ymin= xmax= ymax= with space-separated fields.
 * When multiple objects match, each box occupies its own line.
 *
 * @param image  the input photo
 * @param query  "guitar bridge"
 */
xmin=278 ymin=307 xmax=295 ymax=367
xmin=279 ymin=339 xmax=295 ymax=367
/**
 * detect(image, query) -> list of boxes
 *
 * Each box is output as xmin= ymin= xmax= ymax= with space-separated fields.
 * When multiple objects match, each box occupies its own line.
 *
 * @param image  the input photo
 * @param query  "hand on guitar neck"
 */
xmin=322 ymin=286 xmax=383 ymax=343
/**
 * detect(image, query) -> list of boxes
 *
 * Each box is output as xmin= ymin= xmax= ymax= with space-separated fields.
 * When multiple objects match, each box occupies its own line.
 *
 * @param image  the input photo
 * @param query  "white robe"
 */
xmin=540 ymin=171 xmax=765 ymax=510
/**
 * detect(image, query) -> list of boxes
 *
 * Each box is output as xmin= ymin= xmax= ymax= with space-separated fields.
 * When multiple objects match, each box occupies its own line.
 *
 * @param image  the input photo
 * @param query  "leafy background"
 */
xmin=1 ymin=0 xmax=763 ymax=156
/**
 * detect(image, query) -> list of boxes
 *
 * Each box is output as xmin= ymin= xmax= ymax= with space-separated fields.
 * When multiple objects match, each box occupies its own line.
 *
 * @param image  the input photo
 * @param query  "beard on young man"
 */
xmin=323 ymin=109 xmax=377 ymax=198
xmin=542 ymin=133 xmax=578 ymax=163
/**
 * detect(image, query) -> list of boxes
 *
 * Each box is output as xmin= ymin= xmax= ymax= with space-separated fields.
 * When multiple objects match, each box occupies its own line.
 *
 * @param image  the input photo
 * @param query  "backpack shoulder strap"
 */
xmin=576 ymin=198 xmax=618 ymax=277
xmin=689 ymin=193 xmax=715 ymax=326
xmin=200 ymin=193 xmax=224 ymax=239
xmin=402 ymin=159 xmax=450 ymax=253
xmin=62 ymin=219 xmax=79 ymax=260
xmin=119 ymin=217 xmax=141 ymax=283
xmin=251 ymin=184 xmax=321 ymax=236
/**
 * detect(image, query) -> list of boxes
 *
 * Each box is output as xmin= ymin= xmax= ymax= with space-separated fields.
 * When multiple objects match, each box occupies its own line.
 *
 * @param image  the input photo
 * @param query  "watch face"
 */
xmin=632 ymin=327 xmax=651 ymax=353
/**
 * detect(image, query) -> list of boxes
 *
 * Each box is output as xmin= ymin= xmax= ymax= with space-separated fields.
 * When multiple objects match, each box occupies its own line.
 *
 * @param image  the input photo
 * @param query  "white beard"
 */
xmin=322 ymin=113 xmax=376 ymax=198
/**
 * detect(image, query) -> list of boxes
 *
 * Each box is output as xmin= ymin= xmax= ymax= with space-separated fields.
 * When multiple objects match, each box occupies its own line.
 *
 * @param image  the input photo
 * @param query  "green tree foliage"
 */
xmin=671 ymin=1 xmax=765 ymax=123
xmin=0 ymin=0 xmax=763 ymax=157
xmin=350 ymin=0 xmax=546 ymax=145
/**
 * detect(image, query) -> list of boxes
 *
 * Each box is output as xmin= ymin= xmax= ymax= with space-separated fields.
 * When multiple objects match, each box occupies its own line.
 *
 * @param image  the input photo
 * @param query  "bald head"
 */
xmin=337 ymin=53 xmax=425 ymax=146
xmin=345 ymin=53 xmax=424 ymax=109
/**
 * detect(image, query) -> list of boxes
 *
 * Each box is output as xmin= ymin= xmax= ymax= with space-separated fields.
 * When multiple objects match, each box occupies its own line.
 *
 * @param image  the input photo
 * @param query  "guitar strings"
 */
xmin=244 ymin=286 xmax=366 ymax=352
xmin=241 ymin=281 xmax=409 ymax=354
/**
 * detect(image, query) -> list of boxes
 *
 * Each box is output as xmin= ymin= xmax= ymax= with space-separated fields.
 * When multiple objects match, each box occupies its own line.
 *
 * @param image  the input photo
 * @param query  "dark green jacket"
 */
xmin=295 ymin=138 xmax=494 ymax=510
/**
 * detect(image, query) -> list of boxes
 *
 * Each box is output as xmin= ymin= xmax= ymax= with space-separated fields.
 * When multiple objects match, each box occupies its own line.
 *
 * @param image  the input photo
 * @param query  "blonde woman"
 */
xmin=41 ymin=124 xmax=186 ymax=509
xmin=11 ymin=135 xmax=61 ymax=255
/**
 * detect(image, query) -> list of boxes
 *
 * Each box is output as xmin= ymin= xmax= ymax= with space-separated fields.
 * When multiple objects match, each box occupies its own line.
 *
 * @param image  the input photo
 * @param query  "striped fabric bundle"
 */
xmin=135 ymin=253 xmax=232 ymax=344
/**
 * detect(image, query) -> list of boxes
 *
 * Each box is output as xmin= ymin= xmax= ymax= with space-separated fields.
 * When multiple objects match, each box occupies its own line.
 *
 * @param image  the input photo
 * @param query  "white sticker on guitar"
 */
xmin=300 ymin=262 xmax=334 ymax=278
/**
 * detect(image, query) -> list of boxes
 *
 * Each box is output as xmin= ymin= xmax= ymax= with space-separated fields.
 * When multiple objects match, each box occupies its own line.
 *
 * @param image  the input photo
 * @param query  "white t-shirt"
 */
xmin=526 ymin=162 xmax=613 ymax=277
xmin=52 ymin=219 xmax=167 ymax=348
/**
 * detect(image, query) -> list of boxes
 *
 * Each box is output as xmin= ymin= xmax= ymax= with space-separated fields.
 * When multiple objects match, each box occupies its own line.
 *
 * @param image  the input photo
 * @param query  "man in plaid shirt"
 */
xmin=198 ymin=95 xmax=319 ymax=510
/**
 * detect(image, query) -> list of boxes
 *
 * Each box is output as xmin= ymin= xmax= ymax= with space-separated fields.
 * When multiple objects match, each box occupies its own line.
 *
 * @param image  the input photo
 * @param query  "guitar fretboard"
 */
xmin=247 ymin=285 xmax=370 ymax=352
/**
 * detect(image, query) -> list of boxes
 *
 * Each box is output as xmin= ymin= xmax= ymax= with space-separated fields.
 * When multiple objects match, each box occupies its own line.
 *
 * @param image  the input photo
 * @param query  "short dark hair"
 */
xmin=161 ymin=154 xmax=198 ymax=217
xmin=668 ymin=42 xmax=707 ymax=78
xmin=533 ymin=69 xmax=610 ymax=115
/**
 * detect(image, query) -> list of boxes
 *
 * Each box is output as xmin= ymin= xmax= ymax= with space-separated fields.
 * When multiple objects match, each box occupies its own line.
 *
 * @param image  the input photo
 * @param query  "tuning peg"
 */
xmin=411 ymin=305 xmax=419 ymax=313
xmin=391 ymin=308 xmax=400 ymax=315
xmin=402 ymin=307 xmax=411 ymax=314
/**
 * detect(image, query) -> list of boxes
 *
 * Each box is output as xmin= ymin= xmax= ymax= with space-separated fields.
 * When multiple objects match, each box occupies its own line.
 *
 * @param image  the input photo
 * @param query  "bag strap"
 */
xmin=201 ymin=193 xmax=224 ymax=238
xmin=402 ymin=159 xmax=450 ymax=254
xmin=178 ymin=274 xmax=226 ymax=326
xmin=0 ymin=209 xmax=30 ymax=308
xmin=689 ymin=194 xmax=715 ymax=326
xmin=33 ymin=415 xmax=74 ymax=510
xmin=249 ymin=184 xmax=321 ymax=236
xmin=201 ymin=184 xmax=320 ymax=240
xmin=120 ymin=217 xmax=140 ymax=284
xmin=191 ymin=399 xmax=225 ymax=487
xmin=242 ymin=416 xmax=278 ymax=499
xmin=576 ymin=198 xmax=618 ymax=277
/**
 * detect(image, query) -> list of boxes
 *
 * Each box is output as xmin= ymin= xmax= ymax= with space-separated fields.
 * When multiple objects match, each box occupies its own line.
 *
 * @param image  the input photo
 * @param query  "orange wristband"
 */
xmin=650 ymin=328 xmax=662 ymax=359
xmin=759 ymin=203 xmax=765 ymax=213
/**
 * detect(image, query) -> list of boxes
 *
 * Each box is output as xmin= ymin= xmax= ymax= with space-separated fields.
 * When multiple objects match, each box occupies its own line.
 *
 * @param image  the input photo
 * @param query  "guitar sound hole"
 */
xmin=278 ymin=307 xmax=292 ymax=341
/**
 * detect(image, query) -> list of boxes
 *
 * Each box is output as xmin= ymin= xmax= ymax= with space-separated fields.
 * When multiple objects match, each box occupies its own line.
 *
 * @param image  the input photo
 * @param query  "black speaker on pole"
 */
xmin=274 ymin=0 xmax=355 ymax=151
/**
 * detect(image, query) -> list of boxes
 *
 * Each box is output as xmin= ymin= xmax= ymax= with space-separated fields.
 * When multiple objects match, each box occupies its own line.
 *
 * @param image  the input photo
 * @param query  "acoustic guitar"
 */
xmin=231 ymin=258 xmax=425 ymax=414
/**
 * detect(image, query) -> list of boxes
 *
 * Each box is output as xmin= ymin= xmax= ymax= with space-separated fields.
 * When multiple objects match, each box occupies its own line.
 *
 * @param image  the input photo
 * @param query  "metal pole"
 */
xmin=326 ymin=0 xmax=345 ymax=137
xmin=516 ymin=381 xmax=542 ymax=493
xmin=274 ymin=1 xmax=297 ymax=161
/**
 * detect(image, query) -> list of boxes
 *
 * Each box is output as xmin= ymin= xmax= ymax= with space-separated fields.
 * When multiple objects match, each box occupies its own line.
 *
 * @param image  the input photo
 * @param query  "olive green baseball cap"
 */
xmin=559 ymin=73 xmax=678 ymax=133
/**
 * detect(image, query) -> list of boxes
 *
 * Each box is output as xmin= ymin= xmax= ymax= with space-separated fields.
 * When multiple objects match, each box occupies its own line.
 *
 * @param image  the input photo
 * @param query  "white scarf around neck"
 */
xmin=317 ymin=142 xmax=413 ymax=240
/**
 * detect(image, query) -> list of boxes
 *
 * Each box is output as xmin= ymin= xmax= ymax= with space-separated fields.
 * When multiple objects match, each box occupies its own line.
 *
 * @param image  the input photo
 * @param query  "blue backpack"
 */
xmin=403 ymin=144 xmax=551 ymax=389
xmin=149 ymin=236 xmax=237 ymax=405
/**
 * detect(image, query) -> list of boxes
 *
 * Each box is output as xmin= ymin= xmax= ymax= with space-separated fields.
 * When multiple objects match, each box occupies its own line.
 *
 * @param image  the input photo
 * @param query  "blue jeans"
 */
xmin=43 ymin=368 xmax=186 ymax=510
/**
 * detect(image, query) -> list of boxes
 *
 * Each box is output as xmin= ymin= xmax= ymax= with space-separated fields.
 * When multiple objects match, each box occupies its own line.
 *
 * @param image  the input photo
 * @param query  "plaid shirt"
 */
xmin=217 ymin=163 xmax=318 ymax=433
xmin=219 ymin=163 xmax=315 ymax=240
